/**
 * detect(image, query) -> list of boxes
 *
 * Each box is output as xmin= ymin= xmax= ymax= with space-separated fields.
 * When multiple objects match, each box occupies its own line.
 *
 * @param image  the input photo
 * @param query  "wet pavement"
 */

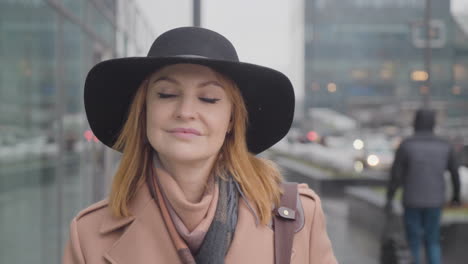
xmin=321 ymin=197 xmax=380 ymax=264
xmin=279 ymin=157 xmax=382 ymax=263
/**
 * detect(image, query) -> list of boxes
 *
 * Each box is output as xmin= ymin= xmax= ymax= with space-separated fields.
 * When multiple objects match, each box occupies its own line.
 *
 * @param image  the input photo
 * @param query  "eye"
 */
xmin=199 ymin=97 xmax=220 ymax=104
xmin=158 ymin=93 xmax=177 ymax=98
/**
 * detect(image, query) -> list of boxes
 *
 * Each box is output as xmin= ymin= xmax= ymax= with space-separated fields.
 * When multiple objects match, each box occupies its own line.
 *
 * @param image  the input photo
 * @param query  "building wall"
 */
xmin=304 ymin=0 xmax=468 ymax=127
xmin=0 ymin=1 xmax=154 ymax=263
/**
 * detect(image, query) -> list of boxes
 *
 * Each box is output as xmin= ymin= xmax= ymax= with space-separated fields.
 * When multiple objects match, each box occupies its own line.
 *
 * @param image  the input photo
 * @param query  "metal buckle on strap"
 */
xmin=276 ymin=206 xmax=296 ymax=220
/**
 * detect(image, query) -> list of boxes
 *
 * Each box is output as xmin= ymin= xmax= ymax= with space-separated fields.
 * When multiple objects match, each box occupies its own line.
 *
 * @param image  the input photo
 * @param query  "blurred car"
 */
xmin=286 ymin=127 xmax=322 ymax=144
xmin=354 ymin=134 xmax=395 ymax=171
xmin=0 ymin=126 xmax=58 ymax=163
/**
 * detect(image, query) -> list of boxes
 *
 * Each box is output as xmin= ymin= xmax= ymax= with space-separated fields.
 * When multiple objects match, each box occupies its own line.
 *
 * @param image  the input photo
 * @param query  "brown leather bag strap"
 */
xmin=274 ymin=182 xmax=298 ymax=264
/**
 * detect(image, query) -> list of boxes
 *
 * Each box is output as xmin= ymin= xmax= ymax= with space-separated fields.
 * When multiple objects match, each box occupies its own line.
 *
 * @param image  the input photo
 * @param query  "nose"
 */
xmin=174 ymin=96 xmax=197 ymax=120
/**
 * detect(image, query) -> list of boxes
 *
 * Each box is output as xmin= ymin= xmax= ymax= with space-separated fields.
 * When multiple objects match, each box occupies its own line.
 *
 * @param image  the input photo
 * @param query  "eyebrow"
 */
xmin=152 ymin=76 xmax=224 ymax=89
xmin=198 ymin=80 xmax=224 ymax=89
xmin=152 ymin=76 xmax=179 ymax=85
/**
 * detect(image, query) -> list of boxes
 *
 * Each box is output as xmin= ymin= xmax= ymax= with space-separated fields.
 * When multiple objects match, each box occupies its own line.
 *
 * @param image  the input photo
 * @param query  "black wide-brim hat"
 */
xmin=84 ymin=27 xmax=295 ymax=154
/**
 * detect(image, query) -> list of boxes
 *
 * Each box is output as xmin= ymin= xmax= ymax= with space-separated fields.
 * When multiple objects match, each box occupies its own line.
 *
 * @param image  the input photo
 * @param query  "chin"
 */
xmin=158 ymin=149 xmax=218 ymax=164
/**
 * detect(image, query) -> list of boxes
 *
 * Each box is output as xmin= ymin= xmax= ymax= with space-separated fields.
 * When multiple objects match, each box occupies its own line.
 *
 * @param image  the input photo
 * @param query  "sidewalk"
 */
xmin=322 ymin=197 xmax=380 ymax=264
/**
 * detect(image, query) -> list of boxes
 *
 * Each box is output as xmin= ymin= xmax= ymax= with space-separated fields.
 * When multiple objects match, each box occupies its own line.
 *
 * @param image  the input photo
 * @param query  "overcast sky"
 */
xmin=453 ymin=0 xmax=468 ymax=13
xmin=135 ymin=0 xmax=294 ymax=65
xmin=135 ymin=0 xmax=304 ymax=97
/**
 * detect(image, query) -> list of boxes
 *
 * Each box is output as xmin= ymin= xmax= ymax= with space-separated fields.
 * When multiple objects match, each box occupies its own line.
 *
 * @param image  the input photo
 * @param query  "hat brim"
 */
xmin=84 ymin=56 xmax=295 ymax=154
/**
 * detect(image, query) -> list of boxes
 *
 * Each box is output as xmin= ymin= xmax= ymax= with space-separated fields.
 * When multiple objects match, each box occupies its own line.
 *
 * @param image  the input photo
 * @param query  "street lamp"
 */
xmin=193 ymin=0 xmax=201 ymax=27
xmin=423 ymin=0 xmax=432 ymax=107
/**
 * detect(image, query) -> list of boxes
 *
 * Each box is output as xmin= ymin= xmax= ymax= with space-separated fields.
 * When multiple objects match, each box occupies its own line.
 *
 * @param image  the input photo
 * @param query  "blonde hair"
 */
xmin=109 ymin=68 xmax=283 ymax=225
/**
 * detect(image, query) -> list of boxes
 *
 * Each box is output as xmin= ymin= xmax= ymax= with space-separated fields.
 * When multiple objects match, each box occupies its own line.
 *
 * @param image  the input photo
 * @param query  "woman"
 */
xmin=63 ymin=27 xmax=337 ymax=264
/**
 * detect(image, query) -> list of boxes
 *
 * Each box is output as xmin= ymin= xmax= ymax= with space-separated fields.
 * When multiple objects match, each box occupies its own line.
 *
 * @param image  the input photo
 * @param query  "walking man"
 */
xmin=386 ymin=109 xmax=461 ymax=264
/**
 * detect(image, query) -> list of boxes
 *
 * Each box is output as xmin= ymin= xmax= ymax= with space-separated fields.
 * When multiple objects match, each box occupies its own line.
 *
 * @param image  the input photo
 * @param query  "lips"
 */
xmin=169 ymin=128 xmax=201 ymax=136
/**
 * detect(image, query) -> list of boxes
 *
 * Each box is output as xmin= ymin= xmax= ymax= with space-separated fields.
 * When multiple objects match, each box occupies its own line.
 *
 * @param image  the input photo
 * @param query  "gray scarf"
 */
xmin=194 ymin=174 xmax=239 ymax=263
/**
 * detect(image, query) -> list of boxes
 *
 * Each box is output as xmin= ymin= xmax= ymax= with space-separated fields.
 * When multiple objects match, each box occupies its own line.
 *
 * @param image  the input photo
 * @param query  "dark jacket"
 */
xmin=387 ymin=109 xmax=460 ymax=208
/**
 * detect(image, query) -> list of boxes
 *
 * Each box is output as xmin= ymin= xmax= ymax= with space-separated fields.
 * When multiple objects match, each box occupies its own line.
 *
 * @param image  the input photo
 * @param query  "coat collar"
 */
xmin=101 ymin=182 xmax=182 ymax=264
xmin=99 ymin=182 xmax=153 ymax=235
xmin=97 ymin=178 xmax=288 ymax=264
xmin=97 ymin=178 xmax=268 ymax=234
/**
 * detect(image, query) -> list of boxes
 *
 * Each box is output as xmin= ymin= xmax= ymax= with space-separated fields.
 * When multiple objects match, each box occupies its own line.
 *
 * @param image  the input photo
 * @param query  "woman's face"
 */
xmin=146 ymin=63 xmax=232 ymax=164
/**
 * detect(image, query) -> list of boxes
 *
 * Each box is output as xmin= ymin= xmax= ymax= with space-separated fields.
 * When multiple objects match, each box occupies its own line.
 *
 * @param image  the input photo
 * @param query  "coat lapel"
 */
xmin=102 ymin=184 xmax=182 ymax=264
xmin=225 ymin=198 xmax=275 ymax=263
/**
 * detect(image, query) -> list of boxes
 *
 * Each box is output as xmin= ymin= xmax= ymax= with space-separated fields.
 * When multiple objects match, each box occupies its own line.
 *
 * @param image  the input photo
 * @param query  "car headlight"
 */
xmin=354 ymin=160 xmax=364 ymax=173
xmin=367 ymin=154 xmax=380 ymax=166
xmin=353 ymin=139 xmax=364 ymax=150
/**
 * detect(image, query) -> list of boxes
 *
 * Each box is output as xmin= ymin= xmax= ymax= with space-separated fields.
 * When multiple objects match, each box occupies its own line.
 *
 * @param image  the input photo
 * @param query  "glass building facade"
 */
xmin=304 ymin=0 xmax=468 ymax=129
xmin=0 ymin=1 xmax=154 ymax=263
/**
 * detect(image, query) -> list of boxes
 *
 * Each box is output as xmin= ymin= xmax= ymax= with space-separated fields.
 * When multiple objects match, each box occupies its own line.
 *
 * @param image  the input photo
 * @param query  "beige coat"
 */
xmin=63 ymin=183 xmax=337 ymax=264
